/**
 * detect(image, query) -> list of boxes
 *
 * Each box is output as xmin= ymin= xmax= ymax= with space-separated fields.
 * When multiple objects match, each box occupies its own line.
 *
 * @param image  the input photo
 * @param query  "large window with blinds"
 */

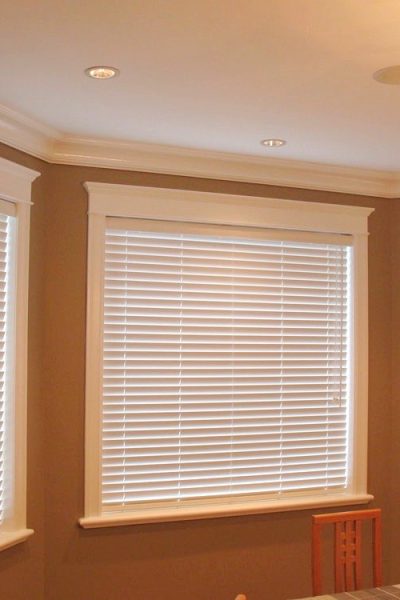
xmin=82 ymin=184 xmax=373 ymax=528
xmin=0 ymin=158 xmax=37 ymax=551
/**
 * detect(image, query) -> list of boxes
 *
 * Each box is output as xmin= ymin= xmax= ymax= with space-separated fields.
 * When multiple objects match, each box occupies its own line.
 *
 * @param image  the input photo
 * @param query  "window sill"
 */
xmin=0 ymin=528 xmax=34 ymax=551
xmin=79 ymin=492 xmax=374 ymax=529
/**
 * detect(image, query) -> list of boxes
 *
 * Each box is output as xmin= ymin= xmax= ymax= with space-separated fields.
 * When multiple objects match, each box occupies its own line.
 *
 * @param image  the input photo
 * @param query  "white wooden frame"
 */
xmin=0 ymin=157 xmax=39 ymax=550
xmin=81 ymin=183 xmax=374 ymax=528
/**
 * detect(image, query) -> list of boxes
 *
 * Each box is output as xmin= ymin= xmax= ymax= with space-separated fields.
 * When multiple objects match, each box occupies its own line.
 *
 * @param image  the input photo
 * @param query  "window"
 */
xmin=0 ymin=157 xmax=38 ymax=550
xmin=81 ymin=184 xmax=373 ymax=528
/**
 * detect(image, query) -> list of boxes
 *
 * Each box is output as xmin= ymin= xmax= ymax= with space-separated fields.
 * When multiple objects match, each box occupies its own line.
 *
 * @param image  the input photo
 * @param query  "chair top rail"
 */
xmin=312 ymin=509 xmax=381 ymax=525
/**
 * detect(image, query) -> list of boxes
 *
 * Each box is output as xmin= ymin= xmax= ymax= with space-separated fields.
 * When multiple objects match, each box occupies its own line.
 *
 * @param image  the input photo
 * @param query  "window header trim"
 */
xmin=0 ymin=157 xmax=39 ymax=206
xmin=84 ymin=182 xmax=374 ymax=236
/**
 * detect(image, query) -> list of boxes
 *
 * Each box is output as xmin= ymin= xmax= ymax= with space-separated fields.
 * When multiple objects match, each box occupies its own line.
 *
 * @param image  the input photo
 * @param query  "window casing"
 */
xmin=0 ymin=157 xmax=38 ymax=550
xmin=82 ymin=184 xmax=373 ymax=528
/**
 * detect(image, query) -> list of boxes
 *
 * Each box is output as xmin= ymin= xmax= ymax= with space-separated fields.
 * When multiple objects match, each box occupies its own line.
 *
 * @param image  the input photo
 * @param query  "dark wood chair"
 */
xmin=312 ymin=508 xmax=382 ymax=595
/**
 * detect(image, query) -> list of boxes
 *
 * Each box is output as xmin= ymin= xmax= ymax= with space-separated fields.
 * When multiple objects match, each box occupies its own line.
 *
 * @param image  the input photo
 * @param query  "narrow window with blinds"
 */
xmin=0 ymin=158 xmax=37 ymax=550
xmin=100 ymin=221 xmax=351 ymax=517
xmin=0 ymin=212 xmax=16 ymax=528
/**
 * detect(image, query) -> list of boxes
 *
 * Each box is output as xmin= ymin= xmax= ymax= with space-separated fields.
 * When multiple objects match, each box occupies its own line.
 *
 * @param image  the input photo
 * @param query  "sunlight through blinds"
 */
xmin=100 ymin=224 xmax=351 ymax=511
xmin=0 ymin=213 xmax=14 ymax=524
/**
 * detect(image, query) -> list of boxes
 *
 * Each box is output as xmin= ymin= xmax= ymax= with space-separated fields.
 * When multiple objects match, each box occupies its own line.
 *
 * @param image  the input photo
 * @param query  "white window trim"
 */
xmin=0 ymin=157 xmax=39 ymax=550
xmin=81 ymin=182 xmax=374 ymax=529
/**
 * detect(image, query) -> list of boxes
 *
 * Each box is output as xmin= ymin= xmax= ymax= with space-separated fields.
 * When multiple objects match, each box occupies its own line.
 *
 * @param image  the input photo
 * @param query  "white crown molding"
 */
xmin=57 ymin=135 xmax=400 ymax=198
xmin=0 ymin=103 xmax=58 ymax=160
xmin=1 ymin=102 xmax=400 ymax=198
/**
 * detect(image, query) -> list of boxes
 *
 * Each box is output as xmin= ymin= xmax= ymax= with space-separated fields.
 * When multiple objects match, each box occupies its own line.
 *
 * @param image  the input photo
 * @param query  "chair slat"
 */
xmin=335 ymin=522 xmax=344 ymax=593
xmin=312 ymin=521 xmax=323 ymax=596
xmin=373 ymin=511 xmax=383 ymax=586
xmin=355 ymin=520 xmax=362 ymax=589
xmin=344 ymin=520 xmax=354 ymax=591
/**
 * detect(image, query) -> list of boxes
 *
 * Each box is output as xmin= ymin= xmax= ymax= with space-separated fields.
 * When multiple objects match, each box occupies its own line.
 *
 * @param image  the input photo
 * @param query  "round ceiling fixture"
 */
xmin=373 ymin=65 xmax=400 ymax=85
xmin=261 ymin=138 xmax=286 ymax=148
xmin=85 ymin=66 xmax=119 ymax=80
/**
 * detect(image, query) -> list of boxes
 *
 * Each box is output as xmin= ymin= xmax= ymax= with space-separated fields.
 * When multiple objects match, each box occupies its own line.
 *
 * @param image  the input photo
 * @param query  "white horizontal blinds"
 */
xmin=101 ymin=223 xmax=351 ymax=511
xmin=0 ymin=213 xmax=14 ymax=524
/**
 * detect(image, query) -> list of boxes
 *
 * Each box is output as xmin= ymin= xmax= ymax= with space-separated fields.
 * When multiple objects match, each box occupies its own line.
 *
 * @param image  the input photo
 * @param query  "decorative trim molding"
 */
xmin=0 ymin=528 xmax=34 ymax=551
xmin=79 ymin=494 xmax=374 ymax=528
xmin=1 ymin=102 xmax=400 ymax=198
xmin=0 ymin=102 xmax=57 ymax=160
xmin=0 ymin=156 xmax=40 ymax=205
xmin=85 ymin=182 xmax=374 ymax=235
xmin=59 ymin=136 xmax=400 ymax=198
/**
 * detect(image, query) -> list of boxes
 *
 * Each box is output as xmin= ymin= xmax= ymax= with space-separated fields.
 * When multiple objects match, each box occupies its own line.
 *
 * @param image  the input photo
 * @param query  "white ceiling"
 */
xmin=2 ymin=0 xmax=400 ymax=171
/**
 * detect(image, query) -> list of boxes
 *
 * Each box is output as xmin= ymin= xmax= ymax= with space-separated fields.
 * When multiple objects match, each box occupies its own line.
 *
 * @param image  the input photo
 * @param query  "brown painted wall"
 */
xmin=0 ymin=142 xmax=396 ymax=600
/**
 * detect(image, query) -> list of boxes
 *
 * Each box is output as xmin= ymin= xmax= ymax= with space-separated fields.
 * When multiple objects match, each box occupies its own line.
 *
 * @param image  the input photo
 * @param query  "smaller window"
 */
xmin=0 ymin=158 xmax=39 ymax=551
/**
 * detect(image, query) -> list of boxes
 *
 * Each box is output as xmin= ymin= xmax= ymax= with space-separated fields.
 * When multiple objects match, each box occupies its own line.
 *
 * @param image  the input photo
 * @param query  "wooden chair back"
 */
xmin=312 ymin=508 xmax=382 ymax=596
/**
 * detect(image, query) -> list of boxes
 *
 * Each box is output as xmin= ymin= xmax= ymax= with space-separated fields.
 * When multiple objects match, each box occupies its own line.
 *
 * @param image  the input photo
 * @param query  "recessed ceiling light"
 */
xmin=261 ymin=138 xmax=286 ymax=148
xmin=373 ymin=65 xmax=400 ymax=85
xmin=85 ymin=66 xmax=119 ymax=80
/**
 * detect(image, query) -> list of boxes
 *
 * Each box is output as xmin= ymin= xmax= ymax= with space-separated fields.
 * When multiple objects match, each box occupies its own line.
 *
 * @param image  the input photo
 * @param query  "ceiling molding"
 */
xmin=0 ymin=102 xmax=58 ymax=161
xmin=54 ymin=136 xmax=400 ymax=198
xmin=1 ymin=102 xmax=400 ymax=198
